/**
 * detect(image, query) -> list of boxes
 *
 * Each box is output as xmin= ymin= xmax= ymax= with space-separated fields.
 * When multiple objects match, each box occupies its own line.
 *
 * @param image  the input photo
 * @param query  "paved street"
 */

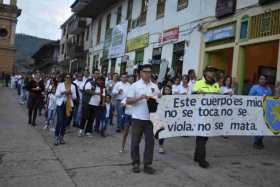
xmin=1 ymin=87 xmax=280 ymax=187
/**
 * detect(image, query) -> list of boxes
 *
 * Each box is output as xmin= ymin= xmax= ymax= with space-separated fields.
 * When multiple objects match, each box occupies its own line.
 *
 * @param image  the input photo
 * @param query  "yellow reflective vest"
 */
xmin=193 ymin=78 xmax=220 ymax=94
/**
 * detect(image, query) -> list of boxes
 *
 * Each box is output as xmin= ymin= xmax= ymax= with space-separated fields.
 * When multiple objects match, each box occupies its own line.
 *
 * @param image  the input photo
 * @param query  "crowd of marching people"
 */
xmin=6 ymin=64 xmax=278 ymax=173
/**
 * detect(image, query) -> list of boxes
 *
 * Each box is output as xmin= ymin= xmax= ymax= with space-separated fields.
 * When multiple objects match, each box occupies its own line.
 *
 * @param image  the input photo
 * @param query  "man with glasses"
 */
xmin=112 ymin=72 xmax=131 ymax=132
xmin=127 ymin=64 xmax=160 ymax=174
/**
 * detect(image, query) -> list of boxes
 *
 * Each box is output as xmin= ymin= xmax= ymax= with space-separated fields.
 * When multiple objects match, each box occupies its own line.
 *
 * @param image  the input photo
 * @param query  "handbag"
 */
xmin=147 ymin=97 xmax=158 ymax=113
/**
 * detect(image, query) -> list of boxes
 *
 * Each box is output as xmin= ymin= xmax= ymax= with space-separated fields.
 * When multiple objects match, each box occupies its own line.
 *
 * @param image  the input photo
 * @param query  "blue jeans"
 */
xmin=100 ymin=118 xmax=110 ymax=131
xmin=20 ymin=86 xmax=27 ymax=103
xmin=55 ymin=104 xmax=72 ymax=138
xmin=116 ymin=100 xmax=125 ymax=130
xmin=47 ymin=109 xmax=56 ymax=126
xmin=73 ymin=104 xmax=82 ymax=126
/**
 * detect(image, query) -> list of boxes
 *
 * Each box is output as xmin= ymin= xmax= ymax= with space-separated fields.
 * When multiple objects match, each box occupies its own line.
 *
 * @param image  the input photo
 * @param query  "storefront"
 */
xmin=126 ymin=33 xmax=149 ymax=66
xmin=201 ymin=5 xmax=280 ymax=94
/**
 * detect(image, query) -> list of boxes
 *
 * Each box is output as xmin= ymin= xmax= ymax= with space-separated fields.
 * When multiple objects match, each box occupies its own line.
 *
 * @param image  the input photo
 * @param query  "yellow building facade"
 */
xmin=200 ymin=2 xmax=280 ymax=94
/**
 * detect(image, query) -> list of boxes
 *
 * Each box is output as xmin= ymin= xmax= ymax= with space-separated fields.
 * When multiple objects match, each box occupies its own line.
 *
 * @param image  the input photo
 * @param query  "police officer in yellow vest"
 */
xmin=193 ymin=66 xmax=220 ymax=168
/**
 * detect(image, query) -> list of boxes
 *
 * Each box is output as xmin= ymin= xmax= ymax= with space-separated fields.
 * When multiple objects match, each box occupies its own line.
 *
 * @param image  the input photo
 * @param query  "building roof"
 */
xmin=32 ymin=41 xmax=59 ymax=60
xmin=71 ymin=0 xmax=120 ymax=18
xmin=60 ymin=14 xmax=75 ymax=28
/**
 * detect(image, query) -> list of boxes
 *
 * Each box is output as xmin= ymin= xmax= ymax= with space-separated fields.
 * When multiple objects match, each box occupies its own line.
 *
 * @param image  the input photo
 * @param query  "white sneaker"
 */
xmin=50 ymin=128 xmax=55 ymax=132
xmin=43 ymin=125 xmax=48 ymax=130
xmin=78 ymin=129 xmax=84 ymax=137
xmin=159 ymin=147 xmax=165 ymax=154
xmin=86 ymin=132 xmax=93 ymax=137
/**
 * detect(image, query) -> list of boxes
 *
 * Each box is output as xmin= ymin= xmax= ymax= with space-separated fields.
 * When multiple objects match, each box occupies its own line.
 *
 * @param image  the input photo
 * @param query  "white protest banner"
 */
xmin=109 ymin=21 xmax=128 ymax=58
xmin=151 ymin=95 xmax=280 ymax=139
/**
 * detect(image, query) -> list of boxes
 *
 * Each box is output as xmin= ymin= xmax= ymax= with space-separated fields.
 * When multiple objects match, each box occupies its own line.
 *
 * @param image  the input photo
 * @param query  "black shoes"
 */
xmin=132 ymin=164 xmax=140 ymax=173
xmin=198 ymin=160 xmax=210 ymax=169
xmin=253 ymin=143 xmax=264 ymax=150
xmin=100 ymin=131 xmax=106 ymax=137
xmin=54 ymin=137 xmax=65 ymax=146
xmin=54 ymin=138 xmax=59 ymax=146
xmin=60 ymin=139 xmax=66 ymax=145
xmin=143 ymin=166 xmax=156 ymax=175
xmin=132 ymin=164 xmax=156 ymax=174
xmin=116 ymin=129 xmax=121 ymax=133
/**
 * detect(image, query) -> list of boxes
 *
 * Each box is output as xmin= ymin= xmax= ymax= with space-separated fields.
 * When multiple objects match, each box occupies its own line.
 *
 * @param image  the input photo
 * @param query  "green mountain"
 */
xmin=15 ymin=34 xmax=53 ymax=71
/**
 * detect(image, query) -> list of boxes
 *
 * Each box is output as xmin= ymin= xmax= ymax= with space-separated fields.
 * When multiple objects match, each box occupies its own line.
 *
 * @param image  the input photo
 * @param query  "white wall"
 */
xmin=237 ymin=0 xmax=259 ymax=9
xmin=88 ymin=0 xmax=267 ymax=74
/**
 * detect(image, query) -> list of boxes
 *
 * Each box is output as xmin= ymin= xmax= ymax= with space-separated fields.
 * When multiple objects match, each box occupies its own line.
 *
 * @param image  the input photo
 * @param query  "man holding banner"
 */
xmin=249 ymin=74 xmax=272 ymax=149
xmin=192 ymin=66 xmax=220 ymax=168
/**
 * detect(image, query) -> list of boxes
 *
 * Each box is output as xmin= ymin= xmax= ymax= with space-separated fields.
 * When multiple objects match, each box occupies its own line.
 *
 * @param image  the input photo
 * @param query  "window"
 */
xmin=177 ymin=0 xmax=188 ymax=11
xmin=93 ymin=55 xmax=99 ymax=71
xmin=86 ymin=26 xmax=89 ymax=41
xmin=106 ymin=14 xmax=111 ymax=31
xmin=139 ymin=0 xmax=148 ymax=26
xmin=172 ymin=42 xmax=185 ymax=76
xmin=240 ymin=17 xmax=249 ymax=40
xmin=120 ymin=62 xmax=127 ymax=74
xmin=135 ymin=49 xmax=144 ymax=64
xmin=117 ymin=6 xmax=122 ymax=25
xmin=110 ymin=58 xmax=116 ymax=73
xmin=96 ymin=18 xmax=102 ymax=44
xmin=152 ymin=47 xmax=162 ymax=74
xmin=127 ymin=0 xmax=133 ymax=31
xmin=156 ymin=0 xmax=166 ymax=19
xmin=0 ymin=28 xmax=8 ymax=38
xmin=61 ymin=44 xmax=65 ymax=54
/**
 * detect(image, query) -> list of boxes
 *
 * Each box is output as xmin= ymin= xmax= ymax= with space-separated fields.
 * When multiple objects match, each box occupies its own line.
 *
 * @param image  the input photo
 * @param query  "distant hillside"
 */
xmin=15 ymin=34 xmax=53 ymax=71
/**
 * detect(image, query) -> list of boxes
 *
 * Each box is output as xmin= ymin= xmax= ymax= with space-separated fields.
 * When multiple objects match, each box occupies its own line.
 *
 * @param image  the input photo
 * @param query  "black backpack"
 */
xmin=81 ymin=79 xmax=95 ymax=106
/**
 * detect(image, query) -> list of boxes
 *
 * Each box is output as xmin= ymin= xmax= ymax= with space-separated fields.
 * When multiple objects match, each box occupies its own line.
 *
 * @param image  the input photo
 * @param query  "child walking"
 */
xmin=99 ymin=95 xmax=113 ymax=137
xmin=43 ymin=88 xmax=56 ymax=131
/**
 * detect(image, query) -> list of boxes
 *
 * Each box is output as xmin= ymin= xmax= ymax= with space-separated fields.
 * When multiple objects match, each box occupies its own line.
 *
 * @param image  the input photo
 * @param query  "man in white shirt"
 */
xmin=112 ymin=73 xmax=131 ymax=132
xmin=79 ymin=76 xmax=102 ymax=137
xmin=127 ymin=64 xmax=160 ymax=174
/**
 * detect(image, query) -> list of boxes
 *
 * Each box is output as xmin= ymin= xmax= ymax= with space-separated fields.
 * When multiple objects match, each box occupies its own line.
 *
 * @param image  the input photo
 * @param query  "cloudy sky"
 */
xmin=16 ymin=0 xmax=74 ymax=40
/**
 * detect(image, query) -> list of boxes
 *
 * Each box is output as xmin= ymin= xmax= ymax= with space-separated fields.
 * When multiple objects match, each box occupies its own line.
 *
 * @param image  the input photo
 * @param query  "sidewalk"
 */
xmin=1 ymin=87 xmax=280 ymax=187
xmin=0 ymin=88 xmax=75 ymax=187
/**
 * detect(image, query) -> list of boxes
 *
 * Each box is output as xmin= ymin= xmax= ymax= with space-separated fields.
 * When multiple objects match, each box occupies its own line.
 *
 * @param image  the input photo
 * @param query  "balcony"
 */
xmin=68 ymin=16 xmax=86 ymax=35
xmin=71 ymin=0 xmax=120 ymax=18
xmin=68 ymin=45 xmax=84 ymax=59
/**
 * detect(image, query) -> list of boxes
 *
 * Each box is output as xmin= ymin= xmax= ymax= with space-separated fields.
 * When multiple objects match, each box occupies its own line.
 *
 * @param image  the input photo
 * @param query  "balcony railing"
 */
xmin=68 ymin=45 xmax=84 ymax=58
xmin=68 ymin=17 xmax=86 ymax=35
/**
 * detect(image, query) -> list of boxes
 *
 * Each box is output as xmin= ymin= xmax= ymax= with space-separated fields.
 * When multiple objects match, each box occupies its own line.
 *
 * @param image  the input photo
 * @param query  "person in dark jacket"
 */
xmin=26 ymin=71 xmax=45 ymax=126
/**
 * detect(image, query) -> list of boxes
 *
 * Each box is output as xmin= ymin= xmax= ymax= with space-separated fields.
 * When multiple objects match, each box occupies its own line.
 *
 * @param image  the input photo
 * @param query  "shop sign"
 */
xmin=126 ymin=33 xmax=149 ymax=52
xmin=109 ymin=21 xmax=128 ymax=58
xmin=159 ymin=27 xmax=179 ymax=44
xmin=204 ymin=24 xmax=235 ymax=43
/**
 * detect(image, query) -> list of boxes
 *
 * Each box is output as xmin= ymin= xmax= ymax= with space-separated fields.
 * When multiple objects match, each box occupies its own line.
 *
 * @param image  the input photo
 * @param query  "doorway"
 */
xmin=242 ymin=41 xmax=279 ymax=94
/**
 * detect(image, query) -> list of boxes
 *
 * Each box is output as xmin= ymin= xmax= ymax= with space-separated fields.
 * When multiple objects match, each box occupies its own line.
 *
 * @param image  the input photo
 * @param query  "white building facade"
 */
xmin=72 ymin=0 xmax=217 ymax=76
xmin=71 ymin=0 xmax=279 ymax=78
